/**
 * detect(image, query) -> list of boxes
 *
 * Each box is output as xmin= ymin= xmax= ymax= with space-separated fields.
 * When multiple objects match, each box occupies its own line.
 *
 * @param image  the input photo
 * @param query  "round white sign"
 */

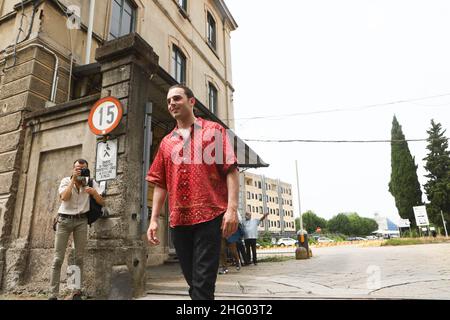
xmin=88 ymin=97 xmax=123 ymax=135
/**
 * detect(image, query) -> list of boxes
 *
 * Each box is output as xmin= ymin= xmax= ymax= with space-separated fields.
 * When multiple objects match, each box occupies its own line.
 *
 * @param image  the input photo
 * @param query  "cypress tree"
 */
xmin=388 ymin=116 xmax=423 ymax=228
xmin=423 ymin=120 xmax=450 ymax=228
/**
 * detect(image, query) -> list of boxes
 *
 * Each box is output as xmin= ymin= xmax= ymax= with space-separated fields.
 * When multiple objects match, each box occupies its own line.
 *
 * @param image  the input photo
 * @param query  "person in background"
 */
xmin=242 ymin=211 xmax=268 ymax=265
xmin=49 ymin=159 xmax=104 ymax=300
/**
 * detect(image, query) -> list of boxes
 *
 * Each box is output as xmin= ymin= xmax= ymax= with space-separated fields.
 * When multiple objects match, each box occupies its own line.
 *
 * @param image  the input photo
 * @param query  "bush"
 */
xmin=257 ymin=231 xmax=273 ymax=247
xmin=400 ymin=230 xmax=419 ymax=238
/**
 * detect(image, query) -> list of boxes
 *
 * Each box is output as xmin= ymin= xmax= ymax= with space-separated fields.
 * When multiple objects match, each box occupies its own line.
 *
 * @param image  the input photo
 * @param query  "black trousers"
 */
xmin=244 ymin=239 xmax=258 ymax=264
xmin=171 ymin=214 xmax=223 ymax=300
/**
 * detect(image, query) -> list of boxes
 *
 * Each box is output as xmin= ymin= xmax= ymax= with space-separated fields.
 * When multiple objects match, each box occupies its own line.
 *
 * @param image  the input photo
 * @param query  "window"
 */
xmin=109 ymin=0 xmax=135 ymax=40
xmin=276 ymin=209 xmax=279 ymax=216
xmin=258 ymin=182 xmax=262 ymax=189
xmin=172 ymin=45 xmax=187 ymax=84
xmin=207 ymin=12 xmax=217 ymax=49
xmin=247 ymin=205 xmax=251 ymax=212
xmin=277 ymin=221 xmax=280 ymax=228
xmin=247 ymin=192 xmax=250 ymax=199
xmin=258 ymin=194 xmax=262 ymax=201
xmin=260 ymin=206 xmax=263 ymax=214
xmin=252 ymin=206 xmax=255 ymax=213
xmin=252 ymin=193 xmax=255 ymax=200
xmin=178 ymin=0 xmax=187 ymax=11
xmin=208 ymin=82 xmax=218 ymax=115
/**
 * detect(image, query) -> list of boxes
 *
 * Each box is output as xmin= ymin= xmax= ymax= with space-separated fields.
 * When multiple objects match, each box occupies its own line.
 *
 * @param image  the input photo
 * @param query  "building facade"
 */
xmin=0 ymin=0 xmax=237 ymax=125
xmin=0 ymin=0 xmax=267 ymax=298
xmin=239 ymin=172 xmax=296 ymax=238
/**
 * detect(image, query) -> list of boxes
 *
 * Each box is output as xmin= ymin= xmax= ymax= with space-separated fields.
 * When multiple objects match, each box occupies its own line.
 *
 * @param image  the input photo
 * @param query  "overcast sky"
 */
xmin=226 ymin=0 xmax=450 ymax=223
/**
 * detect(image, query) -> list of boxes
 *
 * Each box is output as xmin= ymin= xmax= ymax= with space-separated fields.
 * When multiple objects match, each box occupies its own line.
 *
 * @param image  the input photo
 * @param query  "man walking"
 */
xmin=49 ymin=159 xmax=104 ymax=300
xmin=146 ymin=85 xmax=239 ymax=300
xmin=242 ymin=211 xmax=268 ymax=265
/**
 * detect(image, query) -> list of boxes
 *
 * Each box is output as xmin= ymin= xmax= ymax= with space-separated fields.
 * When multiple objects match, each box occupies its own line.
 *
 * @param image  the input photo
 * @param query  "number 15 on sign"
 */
xmin=88 ymin=97 xmax=123 ymax=135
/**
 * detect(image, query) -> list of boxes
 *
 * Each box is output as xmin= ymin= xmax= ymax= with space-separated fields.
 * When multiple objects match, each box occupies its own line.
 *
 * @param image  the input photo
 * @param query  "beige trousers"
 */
xmin=49 ymin=216 xmax=88 ymax=296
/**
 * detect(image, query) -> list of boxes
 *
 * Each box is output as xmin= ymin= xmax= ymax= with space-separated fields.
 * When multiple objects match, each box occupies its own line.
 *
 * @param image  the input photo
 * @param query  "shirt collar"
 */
xmin=171 ymin=117 xmax=203 ymax=138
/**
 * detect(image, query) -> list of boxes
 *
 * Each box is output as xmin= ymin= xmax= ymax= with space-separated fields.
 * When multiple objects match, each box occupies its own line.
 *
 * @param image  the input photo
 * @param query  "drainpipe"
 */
xmin=222 ymin=19 xmax=230 ymax=127
xmin=1 ymin=43 xmax=59 ymax=103
xmin=85 ymin=0 xmax=95 ymax=65
xmin=80 ymin=0 xmax=95 ymax=97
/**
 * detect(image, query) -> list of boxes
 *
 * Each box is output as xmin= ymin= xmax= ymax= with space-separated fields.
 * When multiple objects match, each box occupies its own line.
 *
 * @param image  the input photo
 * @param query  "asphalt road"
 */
xmin=142 ymin=243 xmax=450 ymax=300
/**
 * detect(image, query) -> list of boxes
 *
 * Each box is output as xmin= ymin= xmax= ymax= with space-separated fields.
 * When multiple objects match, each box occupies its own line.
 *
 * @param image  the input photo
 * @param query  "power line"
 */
xmin=227 ymin=92 xmax=450 ymax=122
xmin=243 ymin=138 xmax=429 ymax=143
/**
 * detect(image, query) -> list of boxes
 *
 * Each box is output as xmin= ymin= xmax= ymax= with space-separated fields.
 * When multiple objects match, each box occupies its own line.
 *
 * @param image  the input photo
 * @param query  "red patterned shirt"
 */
xmin=146 ymin=117 xmax=238 ymax=227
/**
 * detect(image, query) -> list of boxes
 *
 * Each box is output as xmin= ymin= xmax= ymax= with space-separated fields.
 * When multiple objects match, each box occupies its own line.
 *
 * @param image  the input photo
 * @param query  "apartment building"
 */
xmin=239 ymin=172 xmax=296 ymax=238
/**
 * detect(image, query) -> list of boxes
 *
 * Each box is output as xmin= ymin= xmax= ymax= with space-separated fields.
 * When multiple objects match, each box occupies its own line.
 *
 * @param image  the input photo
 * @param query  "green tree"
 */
xmin=388 ymin=116 xmax=423 ymax=228
xmin=423 ymin=120 xmax=450 ymax=228
xmin=329 ymin=213 xmax=378 ymax=236
xmin=327 ymin=213 xmax=351 ymax=235
xmin=360 ymin=217 xmax=378 ymax=236
xmin=296 ymin=210 xmax=328 ymax=233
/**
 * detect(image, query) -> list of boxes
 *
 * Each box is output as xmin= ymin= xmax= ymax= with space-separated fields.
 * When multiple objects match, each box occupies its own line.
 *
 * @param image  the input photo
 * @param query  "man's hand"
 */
xmin=221 ymin=209 xmax=238 ymax=238
xmin=147 ymin=220 xmax=160 ymax=245
xmin=71 ymin=166 xmax=81 ymax=182
xmin=85 ymin=187 xmax=97 ymax=196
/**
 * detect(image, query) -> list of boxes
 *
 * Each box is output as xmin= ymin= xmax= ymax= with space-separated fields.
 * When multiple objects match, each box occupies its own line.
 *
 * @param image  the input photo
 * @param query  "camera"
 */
xmin=80 ymin=168 xmax=90 ymax=177
xmin=77 ymin=168 xmax=90 ymax=183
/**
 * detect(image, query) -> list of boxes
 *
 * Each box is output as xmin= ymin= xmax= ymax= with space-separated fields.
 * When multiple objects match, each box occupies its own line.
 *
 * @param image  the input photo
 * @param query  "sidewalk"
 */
xmin=141 ymin=248 xmax=374 ymax=300
xmin=140 ymin=244 xmax=450 ymax=300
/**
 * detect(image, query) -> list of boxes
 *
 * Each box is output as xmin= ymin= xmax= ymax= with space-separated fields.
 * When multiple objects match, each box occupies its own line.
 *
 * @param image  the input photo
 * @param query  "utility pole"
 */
xmin=441 ymin=210 xmax=448 ymax=237
xmin=295 ymin=160 xmax=310 ymax=259
xmin=295 ymin=160 xmax=303 ymax=232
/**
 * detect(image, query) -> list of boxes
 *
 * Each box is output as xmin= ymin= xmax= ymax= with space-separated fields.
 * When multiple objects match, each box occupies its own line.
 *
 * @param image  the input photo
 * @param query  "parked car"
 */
xmin=365 ymin=235 xmax=378 ymax=240
xmin=347 ymin=236 xmax=368 ymax=241
xmin=317 ymin=237 xmax=335 ymax=243
xmin=277 ymin=238 xmax=297 ymax=246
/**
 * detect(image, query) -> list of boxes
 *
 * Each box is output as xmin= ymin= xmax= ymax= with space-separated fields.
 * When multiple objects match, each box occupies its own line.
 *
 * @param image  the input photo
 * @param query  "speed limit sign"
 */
xmin=88 ymin=97 xmax=123 ymax=135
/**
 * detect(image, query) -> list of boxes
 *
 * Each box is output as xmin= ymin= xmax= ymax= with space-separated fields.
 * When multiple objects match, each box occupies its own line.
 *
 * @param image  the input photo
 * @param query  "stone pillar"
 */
xmin=0 ymin=43 xmax=69 ymax=291
xmin=84 ymin=33 xmax=159 ymax=299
